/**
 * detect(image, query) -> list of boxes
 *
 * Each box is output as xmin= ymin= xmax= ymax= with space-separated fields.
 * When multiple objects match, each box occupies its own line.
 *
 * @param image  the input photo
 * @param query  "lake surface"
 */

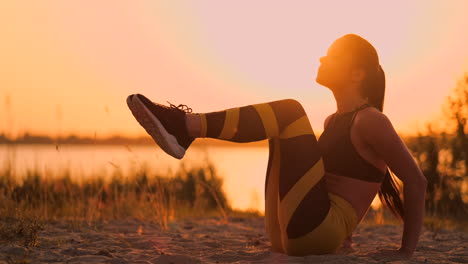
xmin=1 ymin=144 xmax=270 ymax=212
xmin=2 ymin=143 xmax=422 ymax=212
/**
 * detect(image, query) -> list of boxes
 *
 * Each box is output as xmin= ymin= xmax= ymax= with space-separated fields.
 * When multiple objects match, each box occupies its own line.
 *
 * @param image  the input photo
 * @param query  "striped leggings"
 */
xmin=197 ymin=99 xmax=357 ymax=255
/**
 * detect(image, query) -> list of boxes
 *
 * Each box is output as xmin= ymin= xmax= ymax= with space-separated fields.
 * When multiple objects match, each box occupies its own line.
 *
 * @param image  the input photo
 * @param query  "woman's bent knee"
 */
xmin=280 ymin=99 xmax=306 ymax=113
xmin=268 ymin=99 xmax=308 ymax=133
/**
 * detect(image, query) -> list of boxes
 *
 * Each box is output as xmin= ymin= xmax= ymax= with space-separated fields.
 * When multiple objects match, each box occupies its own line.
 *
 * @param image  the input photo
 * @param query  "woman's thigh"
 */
xmin=264 ymin=131 xmax=333 ymax=254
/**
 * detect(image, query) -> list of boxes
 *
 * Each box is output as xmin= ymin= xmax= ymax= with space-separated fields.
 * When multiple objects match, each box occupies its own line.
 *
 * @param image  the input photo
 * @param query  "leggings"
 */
xmin=198 ymin=99 xmax=358 ymax=255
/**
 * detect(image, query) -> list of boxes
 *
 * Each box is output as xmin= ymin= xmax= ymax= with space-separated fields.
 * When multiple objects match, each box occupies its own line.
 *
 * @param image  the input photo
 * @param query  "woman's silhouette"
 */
xmin=126 ymin=34 xmax=427 ymax=259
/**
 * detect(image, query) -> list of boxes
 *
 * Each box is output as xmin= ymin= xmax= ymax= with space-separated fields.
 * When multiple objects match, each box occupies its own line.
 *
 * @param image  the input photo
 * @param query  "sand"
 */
xmin=1 ymin=216 xmax=466 ymax=264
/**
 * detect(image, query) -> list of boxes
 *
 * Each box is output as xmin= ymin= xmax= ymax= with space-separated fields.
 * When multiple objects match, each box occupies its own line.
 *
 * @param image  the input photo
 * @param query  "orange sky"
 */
xmin=1 ymin=1 xmax=468 ymax=139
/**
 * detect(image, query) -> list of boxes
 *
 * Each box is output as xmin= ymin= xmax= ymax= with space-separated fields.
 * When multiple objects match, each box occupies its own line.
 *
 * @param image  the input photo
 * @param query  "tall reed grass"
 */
xmin=0 ymin=162 xmax=232 ymax=230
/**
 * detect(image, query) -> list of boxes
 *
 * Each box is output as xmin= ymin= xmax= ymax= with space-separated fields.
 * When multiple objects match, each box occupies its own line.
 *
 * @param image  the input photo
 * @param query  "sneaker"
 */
xmin=126 ymin=94 xmax=195 ymax=159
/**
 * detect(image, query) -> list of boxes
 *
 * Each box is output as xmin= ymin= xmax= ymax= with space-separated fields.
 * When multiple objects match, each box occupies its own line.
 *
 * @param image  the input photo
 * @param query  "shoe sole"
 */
xmin=126 ymin=94 xmax=186 ymax=159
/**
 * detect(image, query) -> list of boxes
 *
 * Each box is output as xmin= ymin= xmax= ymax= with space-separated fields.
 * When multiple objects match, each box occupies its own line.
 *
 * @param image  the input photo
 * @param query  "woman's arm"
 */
xmin=356 ymin=109 xmax=427 ymax=258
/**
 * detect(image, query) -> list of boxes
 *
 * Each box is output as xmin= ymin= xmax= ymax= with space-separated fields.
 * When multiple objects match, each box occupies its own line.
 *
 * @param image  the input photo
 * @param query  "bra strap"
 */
xmin=349 ymin=103 xmax=371 ymax=127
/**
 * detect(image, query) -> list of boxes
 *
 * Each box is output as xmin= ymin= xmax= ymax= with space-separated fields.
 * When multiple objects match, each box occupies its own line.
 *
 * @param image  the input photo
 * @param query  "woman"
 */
xmin=126 ymin=34 xmax=427 ymax=259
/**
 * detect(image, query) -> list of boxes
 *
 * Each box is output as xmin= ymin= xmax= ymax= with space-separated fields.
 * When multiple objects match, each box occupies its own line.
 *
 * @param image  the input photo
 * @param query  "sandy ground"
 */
xmin=1 ymin=216 xmax=467 ymax=264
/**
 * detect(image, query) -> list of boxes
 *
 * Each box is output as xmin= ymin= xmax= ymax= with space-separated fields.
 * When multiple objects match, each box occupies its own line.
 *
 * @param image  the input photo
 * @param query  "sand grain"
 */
xmin=1 ymin=217 xmax=466 ymax=263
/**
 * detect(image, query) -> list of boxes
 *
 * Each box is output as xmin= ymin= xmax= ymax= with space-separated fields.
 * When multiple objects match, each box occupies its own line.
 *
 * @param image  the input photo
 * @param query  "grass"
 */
xmin=0 ymin=162 xmax=234 ymax=231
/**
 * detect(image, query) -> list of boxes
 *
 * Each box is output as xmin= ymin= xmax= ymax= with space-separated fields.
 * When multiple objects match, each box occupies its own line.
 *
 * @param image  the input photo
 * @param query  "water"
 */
xmin=6 ymin=143 xmax=450 ymax=213
xmin=0 ymin=144 xmax=270 ymax=212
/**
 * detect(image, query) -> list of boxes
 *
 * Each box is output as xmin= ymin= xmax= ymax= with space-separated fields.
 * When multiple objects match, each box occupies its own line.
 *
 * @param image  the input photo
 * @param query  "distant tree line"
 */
xmin=404 ymin=73 xmax=468 ymax=219
xmin=0 ymin=133 xmax=154 ymax=145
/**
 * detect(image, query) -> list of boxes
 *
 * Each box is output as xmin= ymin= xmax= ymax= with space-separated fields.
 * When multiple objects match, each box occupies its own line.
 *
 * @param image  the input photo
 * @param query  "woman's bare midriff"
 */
xmin=324 ymin=172 xmax=382 ymax=222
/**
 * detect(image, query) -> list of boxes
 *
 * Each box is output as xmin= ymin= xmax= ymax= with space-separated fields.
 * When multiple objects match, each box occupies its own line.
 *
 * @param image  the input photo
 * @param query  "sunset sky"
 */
xmin=1 ymin=1 xmax=468 ymax=139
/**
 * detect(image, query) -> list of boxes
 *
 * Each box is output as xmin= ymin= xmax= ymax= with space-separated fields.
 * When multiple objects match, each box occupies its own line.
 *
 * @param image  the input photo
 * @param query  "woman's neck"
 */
xmin=332 ymin=88 xmax=368 ymax=114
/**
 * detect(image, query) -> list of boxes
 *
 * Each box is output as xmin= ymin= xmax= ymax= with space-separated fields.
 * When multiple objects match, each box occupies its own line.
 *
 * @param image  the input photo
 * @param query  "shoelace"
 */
xmin=167 ymin=101 xmax=193 ymax=113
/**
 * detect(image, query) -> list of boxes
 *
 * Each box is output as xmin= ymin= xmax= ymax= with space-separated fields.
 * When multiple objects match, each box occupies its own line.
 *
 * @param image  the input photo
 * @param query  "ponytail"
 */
xmin=367 ymin=65 xmax=385 ymax=112
xmin=364 ymin=64 xmax=405 ymax=219
xmin=379 ymin=169 xmax=405 ymax=219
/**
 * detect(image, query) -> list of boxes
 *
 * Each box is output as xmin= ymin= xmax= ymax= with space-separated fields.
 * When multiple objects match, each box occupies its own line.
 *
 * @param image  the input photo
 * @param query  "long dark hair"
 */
xmin=366 ymin=65 xmax=404 ymax=219
xmin=343 ymin=34 xmax=405 ymax=219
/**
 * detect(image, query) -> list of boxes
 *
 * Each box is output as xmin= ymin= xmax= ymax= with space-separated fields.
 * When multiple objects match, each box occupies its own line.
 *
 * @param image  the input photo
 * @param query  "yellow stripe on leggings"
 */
xmin=218 ymin=107 xmax=240 ymax=140
xmin=279 ymin=115 xmax=314 ymax=139
xmin=253 ymin=103 xmax=279 ymax=138
xmin=284 ymin=206 xmax=337 ymax=255
xmin=199 ymin=113 xmax=207 ymax=138
xmin=284 ymin=194 xmax=358 ymax=255
xmin=278 ymin=158 xmax=325 ymax=227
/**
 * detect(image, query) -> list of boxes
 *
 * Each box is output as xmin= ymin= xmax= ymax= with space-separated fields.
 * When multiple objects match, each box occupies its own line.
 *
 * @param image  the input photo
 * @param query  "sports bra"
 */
xmin=317 ymin=103 xmax=386 ymax=183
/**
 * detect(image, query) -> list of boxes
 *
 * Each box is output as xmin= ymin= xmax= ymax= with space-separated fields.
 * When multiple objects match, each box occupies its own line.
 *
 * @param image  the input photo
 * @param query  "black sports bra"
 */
xmin=317 ymin=103 xmax=386 ymax=183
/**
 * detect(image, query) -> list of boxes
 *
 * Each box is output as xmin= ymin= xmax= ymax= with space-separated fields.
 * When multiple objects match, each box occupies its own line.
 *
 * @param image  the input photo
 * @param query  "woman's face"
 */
xmin=316 ymin=38 xmax=356 ymax=90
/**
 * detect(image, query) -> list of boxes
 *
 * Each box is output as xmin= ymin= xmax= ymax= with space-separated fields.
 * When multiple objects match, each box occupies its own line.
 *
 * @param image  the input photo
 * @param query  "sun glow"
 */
xmin=1 ymin=1 xmax=467 ymax=138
